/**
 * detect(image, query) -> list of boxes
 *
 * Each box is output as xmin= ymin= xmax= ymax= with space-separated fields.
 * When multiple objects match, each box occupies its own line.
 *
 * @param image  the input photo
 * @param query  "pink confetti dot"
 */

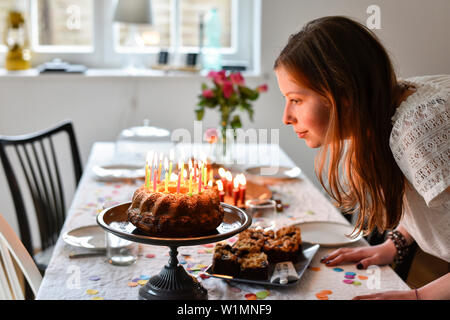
xmin=145 ymin=254 xmax=155 ymax=258
xmin=343 ymin=279 xmax=354 ymax=284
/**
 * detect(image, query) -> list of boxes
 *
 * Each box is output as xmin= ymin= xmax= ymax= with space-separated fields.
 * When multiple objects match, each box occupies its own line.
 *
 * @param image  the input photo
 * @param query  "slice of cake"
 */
xmin=239 ymin=252 xmax=269 ymax=280
xmin=263 ymin=225 xmax=302 ymax=263
xmin=211 ymin=243 xmax=240 ymax=277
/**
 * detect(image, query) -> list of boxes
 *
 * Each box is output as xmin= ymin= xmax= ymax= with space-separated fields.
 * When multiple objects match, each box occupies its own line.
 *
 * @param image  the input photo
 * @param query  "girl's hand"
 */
xmin=352 ymin=290 xmax=417 ymax=300
xmin=320 ymin=240 xmax=397 ymax=269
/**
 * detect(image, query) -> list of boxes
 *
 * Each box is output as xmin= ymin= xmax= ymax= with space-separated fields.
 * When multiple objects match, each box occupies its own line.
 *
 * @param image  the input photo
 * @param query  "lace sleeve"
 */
xmin=390 ymin=83 xmax=450 ymax=208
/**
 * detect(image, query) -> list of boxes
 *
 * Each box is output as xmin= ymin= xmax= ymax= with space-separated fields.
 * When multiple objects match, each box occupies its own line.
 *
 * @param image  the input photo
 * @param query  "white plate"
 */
xmin=62 ymin=225 xmax=106 ymax=250
xmin=92 ymin=164 xmax=145 ymax=181
xmin=245 ymin=166 xmax=302 ymax=179
xmin=295 ymin=221 xmax=363 ymax=247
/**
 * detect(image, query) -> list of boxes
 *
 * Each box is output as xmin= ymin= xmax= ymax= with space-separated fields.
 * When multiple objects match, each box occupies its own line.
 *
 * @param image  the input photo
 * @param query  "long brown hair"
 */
xmin=274 ymin=16 xmax=405 ymax=236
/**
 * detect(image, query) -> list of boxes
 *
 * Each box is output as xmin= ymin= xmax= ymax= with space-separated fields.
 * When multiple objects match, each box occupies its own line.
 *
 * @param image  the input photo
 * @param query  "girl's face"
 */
xmin=275 ymin=66 xmax=331 ymax=148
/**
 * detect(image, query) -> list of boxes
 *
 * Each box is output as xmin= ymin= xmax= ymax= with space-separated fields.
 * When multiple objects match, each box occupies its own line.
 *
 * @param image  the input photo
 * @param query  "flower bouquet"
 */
xmin=196 ymin=70 xmax=267 ymax=160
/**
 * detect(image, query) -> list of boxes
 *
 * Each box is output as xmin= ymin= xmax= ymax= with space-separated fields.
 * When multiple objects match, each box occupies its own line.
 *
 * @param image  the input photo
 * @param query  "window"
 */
xmin=0 ymin=0 xmax=260 ymax=72
xmin=31 ymin=0 xmax=94 ymax=52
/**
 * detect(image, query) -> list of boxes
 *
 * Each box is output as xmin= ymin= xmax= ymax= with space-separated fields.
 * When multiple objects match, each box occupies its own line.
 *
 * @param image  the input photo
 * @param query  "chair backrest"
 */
xmin=0 ymin=120 xmax=82 ymax=255
xmin=0 ymin=213 xmax=42 ymax=299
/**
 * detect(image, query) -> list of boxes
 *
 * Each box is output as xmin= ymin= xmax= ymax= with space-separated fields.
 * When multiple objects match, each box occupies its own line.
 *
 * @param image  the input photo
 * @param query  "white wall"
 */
xmin=0 ymin=0 xmax=449 ymax=248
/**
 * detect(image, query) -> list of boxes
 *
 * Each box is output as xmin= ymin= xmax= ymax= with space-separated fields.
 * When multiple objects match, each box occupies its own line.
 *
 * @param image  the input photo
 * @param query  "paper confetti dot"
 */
xmin=353 ymin=281 xmax=362 ymax=286
xmin=89 ymin=276 xmax=100 ymax=281
xmin=202 ymin=244 xmax=214 ymax=248
xmin=315 ymin=293 xmax=329 ymax=300
xmin=86 ymin=289 xmax=98 ymax=295
xmin=92 ymin=296 xmax=104 ymax=300
xmin=256 ymin=290 xmax=270 ymax=299
xmin=145 ymin=254 xmax=155 ymax=259
xmin=318 ymin=290 xmax=333 ymax=295
xmin=343 ymin=279 xmax=354 ymax=284
xmin=333 ymin=267 xmax=344 ymax=272
xmin=180 ymin=260 xmax=187 ymax=264
xmin=139 ymin=275 xmax=150 ymax=280
xmin=306 ymin=210 xmax=315 ymax=215
xmin=132 ymin=278 xmax=140 ymax=282
xmin=197 ymin=249 xmax=207 ymax=254
xmin=127 ymin=282 xmax=139 ymax=287
xmin=358 ymin=275 xmax=368 ymax=280
xmin=309 ymin=267 xmax=321 ymax=271
xmin=345 ymin=272 xmax=356 ymax=276
xmin=199 ymin=273 xmax=210 ymax=279
xmin=344 ymin=274 xmax=356 ymax=279
xmin=137 ymin=280 xmax=148 ymax=286
xmin=245 ymin=293 xmax=257 ymax=300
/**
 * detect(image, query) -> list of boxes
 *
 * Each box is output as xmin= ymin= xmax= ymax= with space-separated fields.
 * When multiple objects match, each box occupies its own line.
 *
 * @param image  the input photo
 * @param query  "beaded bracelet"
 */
xmin=387 ymin=230 xmax=410 ymax=264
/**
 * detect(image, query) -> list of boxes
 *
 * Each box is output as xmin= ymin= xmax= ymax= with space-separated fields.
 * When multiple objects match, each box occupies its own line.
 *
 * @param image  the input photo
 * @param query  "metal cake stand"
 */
xmin=97 ymin=202 xmax=251 ymax=300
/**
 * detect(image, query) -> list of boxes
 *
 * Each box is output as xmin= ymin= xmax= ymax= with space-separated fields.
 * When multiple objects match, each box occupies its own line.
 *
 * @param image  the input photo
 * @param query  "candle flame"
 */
xmin=164 ymin=157 xmax=169 ymax=170
xmin=238 ymin=173 xmax=246 ymax=185
xmin=189 ymin=159 xmax=193 ymax=170
xmin=146 ymin=150 xmax=154 ymax=165
xmin=170 ymin=148 xmax=174 ymax=161
xmin=234 ymin=178 xmax=239 ymax=189
xmin=216 ymin=180 xmax=223 ymax=191
xmin=225 ymin=171 xmax=233 ymax=182
xmin=159 ymin=152 xmax=163 ymax=161
xmin=178 ymin=160 xmax=182 ymax=170
xmin=218 ymin=167 xmax=226 ymax=177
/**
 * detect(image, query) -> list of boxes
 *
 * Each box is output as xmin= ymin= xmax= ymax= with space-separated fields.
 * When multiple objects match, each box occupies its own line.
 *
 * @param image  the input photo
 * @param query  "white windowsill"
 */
xmin=0 ymin=68 xmax=262 ymax=79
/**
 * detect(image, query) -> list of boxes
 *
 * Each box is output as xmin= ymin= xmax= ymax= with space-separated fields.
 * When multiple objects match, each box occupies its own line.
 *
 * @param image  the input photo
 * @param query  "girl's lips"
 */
xmin=296 ymin=131 xmax=308 ymax=138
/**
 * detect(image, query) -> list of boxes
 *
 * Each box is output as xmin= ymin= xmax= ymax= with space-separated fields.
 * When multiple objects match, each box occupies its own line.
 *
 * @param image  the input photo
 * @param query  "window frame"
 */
xmin=0 ymin=0 xmax=261 ymax=72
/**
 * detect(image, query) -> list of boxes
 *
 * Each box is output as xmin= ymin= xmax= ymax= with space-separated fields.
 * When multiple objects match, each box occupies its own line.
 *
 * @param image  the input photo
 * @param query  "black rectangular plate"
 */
xmin=204 ymin=242 xmax=320 ymax=287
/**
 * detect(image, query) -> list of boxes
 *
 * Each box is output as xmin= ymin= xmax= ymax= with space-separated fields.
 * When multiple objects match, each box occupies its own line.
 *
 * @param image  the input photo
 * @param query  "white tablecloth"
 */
xmin=36 ymin=142 xmax=409 ymax=300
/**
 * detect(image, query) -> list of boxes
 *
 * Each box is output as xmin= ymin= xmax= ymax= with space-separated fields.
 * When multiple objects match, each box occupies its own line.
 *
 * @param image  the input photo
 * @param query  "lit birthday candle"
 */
xmin=153 ymin=155 xmax=157 ymax=191
xmin=177 ymin=160 xmax=182 ymax=193
xmin=198 ymin=161 xmax=203 ymax=194
xmin=188 ymin=159 xmax=193 ymax=196
xmin=158 ymin=152 xmax=163 ymax=182
xmin=232 ymin=178 xmax=240 ymax=206
xmin=216 ymin=180 xmax=225 ymax=202
xmin=238 ymin=174 xmax=246 ymax=205
xmin=164 ymin=157 xmax=169 ymax=192
xmin=168 ymin=149 xmax=174 ymax=178
xmin=145 ymin=151 xmax=153 ymax=189
xmin=180 ymin=159 xmax=185 ymax=186
xmin=218 ymin=167 xmax=226 ymax=185
xmin=225 ymin=171 xmax=233 ymax=196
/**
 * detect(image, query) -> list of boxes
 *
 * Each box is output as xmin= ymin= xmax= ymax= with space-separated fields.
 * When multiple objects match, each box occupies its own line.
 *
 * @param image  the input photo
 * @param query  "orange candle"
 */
xmin=238 ymin=174 xmax=246 ymax=205
xmin=225 ymin=171 xmax=233 ymax=196
xmin=232 ymin=178 xmax=239 ymax=206
xmin=217 ymin=180 xmax=225 ymax=202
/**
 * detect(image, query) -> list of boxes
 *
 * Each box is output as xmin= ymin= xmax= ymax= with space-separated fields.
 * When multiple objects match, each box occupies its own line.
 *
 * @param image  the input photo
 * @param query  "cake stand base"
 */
xmin=138 ymin=246 xmax=208 ymax=300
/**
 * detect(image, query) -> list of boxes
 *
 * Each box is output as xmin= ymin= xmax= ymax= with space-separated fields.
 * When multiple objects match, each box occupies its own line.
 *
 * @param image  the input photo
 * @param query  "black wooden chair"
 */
xmin=0 ymin=120 xmax=82 ymax=273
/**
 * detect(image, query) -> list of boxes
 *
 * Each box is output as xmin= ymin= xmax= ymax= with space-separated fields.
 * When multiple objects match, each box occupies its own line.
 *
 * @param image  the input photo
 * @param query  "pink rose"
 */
xmin=257 ymin=84 xmax=268 ymax=93
xmin=230 ymin=72 xmax=245 ymax=86
xmin=222 ymin=81 xmax=234 ymax=99
xmin=202 ymin=89 xmax=214 ymax=98
xmin=207 ymin=71 xmax=218 ymax=79
xmin=213 ymin=70 xmax=227 ymax=85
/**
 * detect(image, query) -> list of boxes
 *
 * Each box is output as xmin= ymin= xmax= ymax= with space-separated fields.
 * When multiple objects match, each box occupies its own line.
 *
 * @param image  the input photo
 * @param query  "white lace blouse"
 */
xmin=390 ymin=74 xmax=450 ymax=262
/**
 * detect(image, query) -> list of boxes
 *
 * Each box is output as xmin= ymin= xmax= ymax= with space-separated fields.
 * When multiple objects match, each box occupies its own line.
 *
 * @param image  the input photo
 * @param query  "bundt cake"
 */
xmin=127 ymin=184 xmax=225 ymax=237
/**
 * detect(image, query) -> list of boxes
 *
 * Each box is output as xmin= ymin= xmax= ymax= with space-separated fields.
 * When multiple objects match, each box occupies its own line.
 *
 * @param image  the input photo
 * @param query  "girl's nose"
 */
xmin=283 ymin=104 xmax=296 ymax=125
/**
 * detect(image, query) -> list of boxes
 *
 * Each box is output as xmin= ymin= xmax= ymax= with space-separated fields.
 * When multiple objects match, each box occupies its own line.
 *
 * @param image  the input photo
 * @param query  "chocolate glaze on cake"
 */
xmin=127 ymin=185 xmax=224 ymax=237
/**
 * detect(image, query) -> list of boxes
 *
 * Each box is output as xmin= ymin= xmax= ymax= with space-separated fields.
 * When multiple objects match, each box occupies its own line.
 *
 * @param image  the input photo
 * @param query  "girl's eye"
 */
xmin=290 ymin=99 xmax=300 ymax=104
